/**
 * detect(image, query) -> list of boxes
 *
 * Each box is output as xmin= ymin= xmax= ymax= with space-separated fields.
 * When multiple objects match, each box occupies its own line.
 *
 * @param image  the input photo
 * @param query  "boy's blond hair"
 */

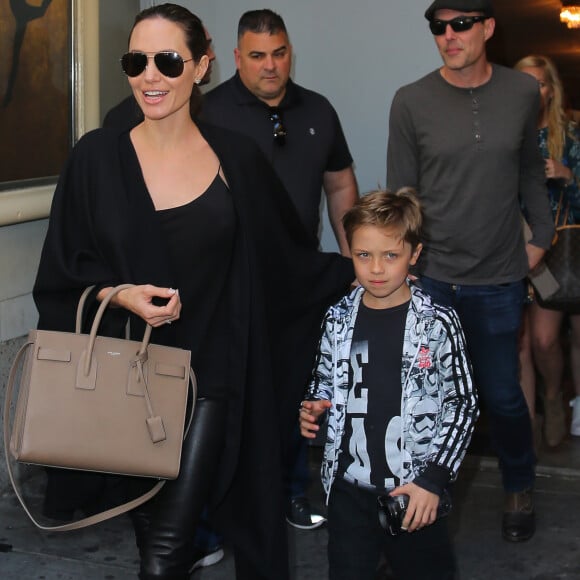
xmin=342 ymin=187 xmax=423 ymax=250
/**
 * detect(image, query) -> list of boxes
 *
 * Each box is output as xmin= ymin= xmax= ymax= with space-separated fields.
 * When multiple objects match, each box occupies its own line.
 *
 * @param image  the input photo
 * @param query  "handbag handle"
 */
xmin=77 ymin=285 xmax=166 ymax=443
xmin=81 ymin=284 xmax=152 ymax=377
xmin=75 ymin=285 xmax=96 ymax=332
xmin=78 ymin=285 xmax=196 ymax=440
xmin=3 ymin=285 xmax=197 ymax=532
xmin=554 ymin=192 xmax=570 ymax=235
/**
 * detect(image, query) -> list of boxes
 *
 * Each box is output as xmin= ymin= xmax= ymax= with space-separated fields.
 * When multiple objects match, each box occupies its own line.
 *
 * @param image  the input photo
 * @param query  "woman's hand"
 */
xmin=545 ymin=158 xmax=574 ymax=184
xmin=97 ymin=284 xmax=181 ymax=327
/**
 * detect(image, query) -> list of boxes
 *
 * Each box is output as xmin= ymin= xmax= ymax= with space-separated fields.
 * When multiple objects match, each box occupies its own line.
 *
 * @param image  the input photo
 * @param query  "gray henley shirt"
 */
xmin=387 ymin=64 xmax=554 ymax=285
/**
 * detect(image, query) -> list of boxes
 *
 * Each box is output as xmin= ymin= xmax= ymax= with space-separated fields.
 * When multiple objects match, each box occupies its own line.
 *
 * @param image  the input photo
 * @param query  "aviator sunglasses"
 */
xmin=121 ymin=51 xmax=193 ymax=78
xmin=429 ymin=15 xmax=488 ymax=36
xmin=269 ymin=108 xmax=287 ymax=146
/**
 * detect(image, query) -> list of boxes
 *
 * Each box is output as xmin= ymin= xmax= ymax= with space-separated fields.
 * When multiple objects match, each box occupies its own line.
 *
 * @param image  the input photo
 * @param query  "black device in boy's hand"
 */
xmin=377 ymin=490 xmax=453 ymax=536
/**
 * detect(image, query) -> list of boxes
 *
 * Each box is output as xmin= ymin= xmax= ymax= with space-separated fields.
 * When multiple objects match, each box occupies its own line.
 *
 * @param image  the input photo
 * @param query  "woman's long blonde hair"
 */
xmin=514 ymin=54 xmax=573 ymax=161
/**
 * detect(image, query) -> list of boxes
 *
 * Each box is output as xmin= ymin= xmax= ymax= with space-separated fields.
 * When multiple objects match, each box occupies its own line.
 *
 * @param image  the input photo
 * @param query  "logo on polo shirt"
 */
xmin=309 ymin=128 xmax=316 ymax=135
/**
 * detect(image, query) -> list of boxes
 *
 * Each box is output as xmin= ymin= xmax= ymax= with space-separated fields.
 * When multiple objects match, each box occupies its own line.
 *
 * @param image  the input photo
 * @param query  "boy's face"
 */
xmin=350 ymin=224 xmax=422 ymax=309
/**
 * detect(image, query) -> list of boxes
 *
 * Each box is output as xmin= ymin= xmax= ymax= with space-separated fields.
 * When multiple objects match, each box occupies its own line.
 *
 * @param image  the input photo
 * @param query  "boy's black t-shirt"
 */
xmin=337 ymin=298 xmax=410 ymax=493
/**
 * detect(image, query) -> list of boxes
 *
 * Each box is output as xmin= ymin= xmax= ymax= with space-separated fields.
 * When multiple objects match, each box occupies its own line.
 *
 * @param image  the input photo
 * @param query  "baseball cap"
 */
xmin=424 ymin=0 xmax=494 ymax=21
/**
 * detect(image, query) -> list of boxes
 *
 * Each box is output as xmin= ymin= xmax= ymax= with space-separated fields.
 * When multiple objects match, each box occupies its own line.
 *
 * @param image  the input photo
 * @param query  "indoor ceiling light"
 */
xmin=561 ymin=1 xmax=580 ymax=28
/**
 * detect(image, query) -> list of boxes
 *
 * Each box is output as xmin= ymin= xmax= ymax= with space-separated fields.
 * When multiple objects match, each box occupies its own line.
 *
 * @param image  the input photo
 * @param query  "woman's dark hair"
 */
xmin=130 ymin=3 xmax=207 ymax=117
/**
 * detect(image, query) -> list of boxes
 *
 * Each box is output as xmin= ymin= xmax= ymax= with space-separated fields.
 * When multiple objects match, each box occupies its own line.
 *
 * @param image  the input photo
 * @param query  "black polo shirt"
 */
xmin=102 ymin=95 xmax=143 ymax=130
xmin=202 ymin=73 xmax=353 ymax=237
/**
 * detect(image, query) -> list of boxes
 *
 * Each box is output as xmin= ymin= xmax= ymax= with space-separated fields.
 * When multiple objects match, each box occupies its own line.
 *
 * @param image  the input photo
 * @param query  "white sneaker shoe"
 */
xmin=190 ymin=546 xmax=224 ymax=572
xmin=570 ymin=397 xmax=580 ymax=437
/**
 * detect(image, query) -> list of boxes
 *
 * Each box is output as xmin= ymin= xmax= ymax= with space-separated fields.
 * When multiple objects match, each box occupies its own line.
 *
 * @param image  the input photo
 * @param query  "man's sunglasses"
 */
xmin=269 ymin=108 xmax=287 ymax=146
xmin=120 ymin=51 xmax=193 ymax=78
xmin=429 ymin=15 xmax=488 ymax=36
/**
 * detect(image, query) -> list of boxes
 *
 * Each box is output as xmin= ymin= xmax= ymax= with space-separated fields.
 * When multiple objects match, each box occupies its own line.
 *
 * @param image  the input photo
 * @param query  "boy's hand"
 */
xmin=390 ymin=482 xmax=439 ymax=533
xmin=299 ymin=400 xmax=332 ymax=438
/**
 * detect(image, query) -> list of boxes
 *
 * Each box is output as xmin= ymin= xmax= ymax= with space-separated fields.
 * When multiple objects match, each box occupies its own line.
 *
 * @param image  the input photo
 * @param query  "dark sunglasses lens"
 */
xmin=450 ymin=18 xmax=474 ymax=32
xmin=429 ymin=18 xmax=475 ymax=35
xmin=120 ymin=52 xmax=184 ymax=77
xmin=429 ymin=20 xmax=446 ymax=35
xmin=154 ymin=52 xmax=184 ymax=78
xmin=121 ymin=52 xmax=147 ymax=77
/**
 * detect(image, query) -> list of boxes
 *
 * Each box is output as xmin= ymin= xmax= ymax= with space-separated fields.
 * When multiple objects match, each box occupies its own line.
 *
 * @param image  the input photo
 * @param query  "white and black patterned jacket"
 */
xmin=306 ymin=283 xmax=479 ymax=499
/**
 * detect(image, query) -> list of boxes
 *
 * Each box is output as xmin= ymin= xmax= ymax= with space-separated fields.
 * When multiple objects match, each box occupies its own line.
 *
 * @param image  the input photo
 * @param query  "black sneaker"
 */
xmin=286 ymin=496 xmax=327 ymax=530
xmin=190 ymin=545 xmax=225 ymax=573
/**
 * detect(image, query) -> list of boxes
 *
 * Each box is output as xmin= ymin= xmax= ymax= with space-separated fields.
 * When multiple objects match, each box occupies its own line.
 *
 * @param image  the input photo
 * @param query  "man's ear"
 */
xmin=484 ymin=17 xmax=495 ymax=42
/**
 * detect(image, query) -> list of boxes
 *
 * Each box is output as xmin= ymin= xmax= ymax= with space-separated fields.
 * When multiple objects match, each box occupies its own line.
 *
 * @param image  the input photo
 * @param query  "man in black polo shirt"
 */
xmin=202 ymin=9 xmax=358 ymax=256
xmin=202 ymin=9 xmax=359 ymax=530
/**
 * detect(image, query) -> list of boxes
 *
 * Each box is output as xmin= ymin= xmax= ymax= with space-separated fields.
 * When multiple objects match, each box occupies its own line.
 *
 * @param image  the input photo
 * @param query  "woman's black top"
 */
xmin=156 ymin=173 xmax=236 ymax=397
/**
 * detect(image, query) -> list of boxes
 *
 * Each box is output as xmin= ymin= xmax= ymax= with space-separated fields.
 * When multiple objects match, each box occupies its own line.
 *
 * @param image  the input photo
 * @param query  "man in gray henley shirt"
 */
xmin=387 ymin=0 xmax=553 ymax=544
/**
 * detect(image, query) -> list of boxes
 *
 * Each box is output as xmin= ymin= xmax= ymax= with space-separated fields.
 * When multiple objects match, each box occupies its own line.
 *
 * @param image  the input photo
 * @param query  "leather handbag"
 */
xmin=3 ymin=284 xmax=196 ymax=530
xmin=532 ymin=197 xmax=580 ymax=311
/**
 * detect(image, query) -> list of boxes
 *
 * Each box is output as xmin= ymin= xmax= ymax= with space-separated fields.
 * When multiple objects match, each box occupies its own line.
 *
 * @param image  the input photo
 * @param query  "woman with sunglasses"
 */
xmin=515 ymin=55 xmax=580 ymax=448
xmin=32 ymin=4 xmax=353 ymax=579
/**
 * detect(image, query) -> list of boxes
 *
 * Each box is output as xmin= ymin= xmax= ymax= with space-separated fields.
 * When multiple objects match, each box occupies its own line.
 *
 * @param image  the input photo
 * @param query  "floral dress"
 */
xmin=538 ymin=122 xmax=580 ymax=225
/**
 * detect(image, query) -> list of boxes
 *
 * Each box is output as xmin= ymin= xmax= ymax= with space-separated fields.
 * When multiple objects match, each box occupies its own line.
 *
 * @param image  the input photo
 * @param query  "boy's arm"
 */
xmin=414 ymin=307 xmax=479 ymax=496
xmin=298 ymin=309 xmax=336 ymax=441
xmin=305 ymin=310 xmax=335 ymax=402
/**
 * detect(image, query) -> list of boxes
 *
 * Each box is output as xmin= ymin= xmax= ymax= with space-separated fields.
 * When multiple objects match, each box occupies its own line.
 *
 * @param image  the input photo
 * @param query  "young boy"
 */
xmin=300 ymin=189 xmax=478 ymax=580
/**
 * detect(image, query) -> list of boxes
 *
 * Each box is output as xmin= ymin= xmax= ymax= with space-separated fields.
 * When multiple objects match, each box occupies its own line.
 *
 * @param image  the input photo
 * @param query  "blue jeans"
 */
xmin=419 ymin=277 xmax=535 ymax=492
xmin=194 ymin=509 xmax=223 ymax=551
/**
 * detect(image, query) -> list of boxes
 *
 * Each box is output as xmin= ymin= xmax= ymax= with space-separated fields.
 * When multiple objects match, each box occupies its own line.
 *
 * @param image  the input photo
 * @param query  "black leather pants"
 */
xmin=130 ymin=396 xmax=228 ymax=579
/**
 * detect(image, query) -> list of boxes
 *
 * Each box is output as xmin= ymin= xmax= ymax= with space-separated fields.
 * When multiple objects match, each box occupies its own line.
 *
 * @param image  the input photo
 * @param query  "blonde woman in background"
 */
xmin=515 ymin=55 xmax=580 ymax=447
